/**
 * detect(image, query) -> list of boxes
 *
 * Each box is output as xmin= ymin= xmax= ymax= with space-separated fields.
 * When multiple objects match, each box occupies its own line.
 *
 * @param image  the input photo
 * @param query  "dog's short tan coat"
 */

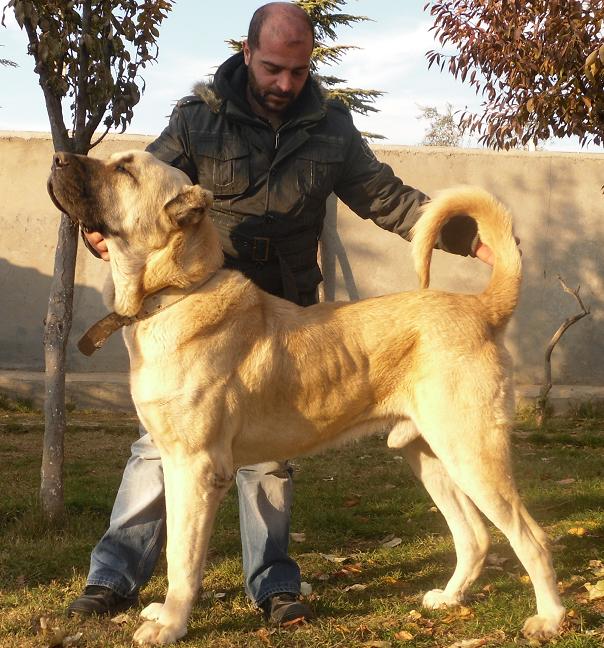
xmin=48 ymin=150 xmax=565 ymax=645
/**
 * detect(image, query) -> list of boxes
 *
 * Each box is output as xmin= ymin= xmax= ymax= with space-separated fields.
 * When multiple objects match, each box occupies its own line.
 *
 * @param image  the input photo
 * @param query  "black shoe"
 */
xmin=261 ymin=592 xmax=315 ymax=625
xmin=67 ymin=585 xmax=139 ymax=617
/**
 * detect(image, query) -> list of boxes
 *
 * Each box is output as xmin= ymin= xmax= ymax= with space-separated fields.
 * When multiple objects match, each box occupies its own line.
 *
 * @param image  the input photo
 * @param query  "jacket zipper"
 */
xmin=265 ymin=129 xmax=281 ymax=219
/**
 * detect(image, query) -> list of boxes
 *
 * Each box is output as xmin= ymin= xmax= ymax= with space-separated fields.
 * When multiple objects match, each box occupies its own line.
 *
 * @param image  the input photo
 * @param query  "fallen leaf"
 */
xmin=362 ymin=641 xmax=392 ymax=648
xmin=111 ymin=613 xmax=130 ymax=625
xmin=485 ymin=552 xmax=508 ymax=567
xmin=255 ymin=627 xmax=276 ymax=643
xmin=320 ymin=553 xmax=351 ymax=563
xmin=63 ymin=633 xmax=83 ymax=647
xmin=429 ymin=506 xmax=438 ymax=513
xmin=407 ymin=609 xmax=423 ymax=621
xmin=290 ymin=532 xmax=306 ymax=542
xmin=557 ymin=478 xmax=576 ymax=485
xmin=335 ymin=563 xmax=362 ymax=577
xmin=344 ymin=583 xmax=367 ymax=592
xmin=381 ymin=537 xmax=402 ymax=549
xmin=589 ymin=560 xmax=604 ymax=578
xmin=200 ymin=590 xmax=226 ymax=600
xmin=585 ymin=580 xmax=604 ymax=600
xmin=343 ymin=496 xmax=361 ymax=507
xmin=34 ymin=617 xmax=68 ymax=648
xmin=394 ymin=630 xmax=414 ymax=641
xmin=442 ymin=606 xmax=475 ymax=623
xmin=300 ymin=581 xmax=312 ymax=595
xmin=568 ymin=527 xmax=588 ymax=537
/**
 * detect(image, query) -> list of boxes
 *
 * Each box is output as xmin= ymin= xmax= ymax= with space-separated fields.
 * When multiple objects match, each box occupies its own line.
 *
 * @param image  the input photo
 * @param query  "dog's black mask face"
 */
xmin=48 ymin=152 xmax=123 ymax=238
xmin=47 ymin=150 xmax=213 ymax=254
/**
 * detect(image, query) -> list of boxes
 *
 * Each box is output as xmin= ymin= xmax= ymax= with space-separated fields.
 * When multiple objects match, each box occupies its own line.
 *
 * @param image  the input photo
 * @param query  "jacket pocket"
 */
xmin=296 ymin=138 xmax=344 ymax=200
xmin=193 ymin=134 xmax=250 ymax=197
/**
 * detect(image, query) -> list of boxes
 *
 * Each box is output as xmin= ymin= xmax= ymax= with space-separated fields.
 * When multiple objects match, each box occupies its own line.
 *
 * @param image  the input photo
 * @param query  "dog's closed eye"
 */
xmin=115 ymin=164 xmax=137 ymax=181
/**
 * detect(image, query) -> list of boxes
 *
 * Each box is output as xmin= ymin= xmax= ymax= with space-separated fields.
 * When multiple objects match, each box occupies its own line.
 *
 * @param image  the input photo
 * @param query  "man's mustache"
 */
xmin=266 ymin=89 xmax=295 ymax=100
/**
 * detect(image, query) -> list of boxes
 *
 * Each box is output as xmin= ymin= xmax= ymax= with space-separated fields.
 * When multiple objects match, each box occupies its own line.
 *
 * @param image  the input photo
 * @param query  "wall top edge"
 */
xmin=1 ymin=131 xmax=602 ymax=159
xmin=0 ymin=130 xmax=153 ymax=142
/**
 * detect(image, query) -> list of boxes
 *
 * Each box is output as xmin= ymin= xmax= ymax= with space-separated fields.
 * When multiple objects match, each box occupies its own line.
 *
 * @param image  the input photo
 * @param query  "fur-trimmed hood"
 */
xmin=190 ymin=51 xmax=329 ymax=120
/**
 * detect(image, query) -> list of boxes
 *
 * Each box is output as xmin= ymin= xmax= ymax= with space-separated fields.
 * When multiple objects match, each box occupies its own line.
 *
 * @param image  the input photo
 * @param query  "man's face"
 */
xmin=243 ymin=28 xmax=313 ymax=117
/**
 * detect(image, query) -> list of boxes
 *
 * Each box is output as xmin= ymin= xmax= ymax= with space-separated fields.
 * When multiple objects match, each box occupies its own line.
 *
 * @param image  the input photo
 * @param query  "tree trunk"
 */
xmin=40 ymin=213 xmax=79 ymax=522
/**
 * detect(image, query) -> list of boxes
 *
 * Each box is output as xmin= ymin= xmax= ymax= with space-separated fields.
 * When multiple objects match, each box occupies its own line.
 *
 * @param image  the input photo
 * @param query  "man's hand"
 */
xmin=475 ymin=237 xmax=521 ymax=266
xmin=84 ymin=231 xmax=110 ymax=261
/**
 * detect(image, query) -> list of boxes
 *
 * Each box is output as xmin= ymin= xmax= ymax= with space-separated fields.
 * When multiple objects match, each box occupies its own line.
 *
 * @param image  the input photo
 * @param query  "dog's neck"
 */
xmin=142 ymin=218 xmax=224 ymax=295
xmin=107 ymin=216 xmax=225 ymax=318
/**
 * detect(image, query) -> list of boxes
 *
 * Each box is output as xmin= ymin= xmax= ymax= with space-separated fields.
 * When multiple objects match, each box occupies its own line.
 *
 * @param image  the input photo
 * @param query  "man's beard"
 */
xmin=247 ymin=66 xmax=296 ymax=115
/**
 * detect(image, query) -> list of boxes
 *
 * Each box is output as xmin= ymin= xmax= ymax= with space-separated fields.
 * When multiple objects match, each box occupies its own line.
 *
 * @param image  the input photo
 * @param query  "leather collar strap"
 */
xmin=77 ymin=275 xmax=216 ymax=356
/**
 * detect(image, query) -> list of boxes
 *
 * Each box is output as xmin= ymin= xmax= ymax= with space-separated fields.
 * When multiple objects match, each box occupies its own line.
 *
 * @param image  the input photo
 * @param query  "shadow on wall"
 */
xmin=0 ymin=257 xmax=129 ymax=372
xmin=320 ymin=158 xmax=604 ymax=387
xmin=504 ymin=162 xmax=604 ymax=386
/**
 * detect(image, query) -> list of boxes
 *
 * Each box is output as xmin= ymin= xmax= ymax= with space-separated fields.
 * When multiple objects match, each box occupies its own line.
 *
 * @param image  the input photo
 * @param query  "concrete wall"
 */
xmin=2 ymin=133 xmax=603 ymax=388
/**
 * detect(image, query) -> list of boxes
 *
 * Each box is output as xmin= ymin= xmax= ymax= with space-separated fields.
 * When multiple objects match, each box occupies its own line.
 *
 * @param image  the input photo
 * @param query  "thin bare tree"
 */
xmin=3 ymin=0 xmax=173 ymax=521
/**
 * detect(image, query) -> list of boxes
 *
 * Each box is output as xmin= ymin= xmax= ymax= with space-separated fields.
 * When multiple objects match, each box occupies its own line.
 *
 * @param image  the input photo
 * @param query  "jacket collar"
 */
xmin=193 ymin=51 xmax=327 ymax=128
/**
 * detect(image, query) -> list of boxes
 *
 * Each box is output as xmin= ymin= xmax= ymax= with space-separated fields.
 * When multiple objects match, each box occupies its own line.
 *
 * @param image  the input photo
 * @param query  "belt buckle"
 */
xmin=252 ymin=236 xmax=270 ymax=262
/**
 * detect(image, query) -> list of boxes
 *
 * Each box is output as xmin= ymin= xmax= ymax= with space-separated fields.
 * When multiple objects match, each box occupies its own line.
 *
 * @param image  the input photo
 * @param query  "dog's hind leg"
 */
xmin=423 ymin=418 xmax=565 ymax=640
xmin=401 ymin=437 xmax=490 ymax=608
xmin=133 ymin=449 xmax=233 ymax=646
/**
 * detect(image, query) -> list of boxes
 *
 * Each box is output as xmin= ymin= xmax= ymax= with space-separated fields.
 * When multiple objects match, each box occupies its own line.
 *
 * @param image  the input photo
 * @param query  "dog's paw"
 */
xmin=522 ymin=613 xmax=563 ymax=640
xmin=140 ymin=602 xmax=164 ymax=621
xmin=422 ymin=589 xmax=461 ymax=609
xmin=133 ymin=620 xmax=186 ymax=645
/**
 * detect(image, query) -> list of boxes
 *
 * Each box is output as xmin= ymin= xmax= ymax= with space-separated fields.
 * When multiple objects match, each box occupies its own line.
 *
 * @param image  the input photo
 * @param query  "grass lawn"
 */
xmin=0 ymin=395 xmax=603 ymax=647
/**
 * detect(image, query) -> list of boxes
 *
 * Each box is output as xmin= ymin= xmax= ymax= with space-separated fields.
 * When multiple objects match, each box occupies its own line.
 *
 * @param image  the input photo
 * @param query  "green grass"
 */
xmin=1 ymin=397 xmax=603 ymax=647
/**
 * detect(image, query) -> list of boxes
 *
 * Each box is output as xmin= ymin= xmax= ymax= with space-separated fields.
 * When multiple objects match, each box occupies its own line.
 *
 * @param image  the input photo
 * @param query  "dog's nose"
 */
xmin=52 ymin=152 xmax=70 ymax=170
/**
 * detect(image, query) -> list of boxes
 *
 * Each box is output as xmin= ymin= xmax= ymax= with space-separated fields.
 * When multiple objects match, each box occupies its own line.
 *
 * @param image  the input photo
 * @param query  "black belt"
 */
xmin=231 ymin=234 xmax=275 ymax=263
xmin=215 ymin=226 xmax=319 ymax=304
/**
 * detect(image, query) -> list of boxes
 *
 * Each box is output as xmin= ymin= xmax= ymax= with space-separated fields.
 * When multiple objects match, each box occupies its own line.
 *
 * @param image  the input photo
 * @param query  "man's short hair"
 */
xmin=248 ymin=3 xmax=315 ymax=50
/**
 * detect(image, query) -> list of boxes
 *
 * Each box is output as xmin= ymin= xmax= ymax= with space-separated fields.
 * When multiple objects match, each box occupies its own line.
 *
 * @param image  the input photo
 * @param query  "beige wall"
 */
xmin=2 ymin=133 xmax=603 ymax=385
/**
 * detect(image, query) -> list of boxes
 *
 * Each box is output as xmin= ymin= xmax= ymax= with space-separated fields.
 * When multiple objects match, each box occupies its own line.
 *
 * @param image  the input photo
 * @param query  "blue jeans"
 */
xmin=87 ymin=430 xmax=300 ymax=606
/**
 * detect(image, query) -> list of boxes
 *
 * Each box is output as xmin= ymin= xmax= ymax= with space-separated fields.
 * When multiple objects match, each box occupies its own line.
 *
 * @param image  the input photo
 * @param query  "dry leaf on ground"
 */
xmin=300 ymin=581 xmax=312 ymax=595
xmin=320 ymin=553 xmax=352 ymax=563
xmin=585 ymin=580 xmax=604 ymax=600
xmin=381 ymin=536 xmax=402 ymax=548
xmin=446 ymin=630 xmax=505 ymax=648
xmin=290 ymin=532 xmax=306 ymax=542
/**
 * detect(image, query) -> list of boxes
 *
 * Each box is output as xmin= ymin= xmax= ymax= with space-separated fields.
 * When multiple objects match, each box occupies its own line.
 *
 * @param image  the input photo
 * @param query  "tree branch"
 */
xmin=537 ymin=275 xmax=591 ymax=426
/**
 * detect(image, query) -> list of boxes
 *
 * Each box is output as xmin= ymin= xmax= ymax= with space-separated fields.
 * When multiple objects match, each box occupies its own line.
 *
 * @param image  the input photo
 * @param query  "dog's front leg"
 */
xmin=133 ymin=450 xmax=233 ymax=646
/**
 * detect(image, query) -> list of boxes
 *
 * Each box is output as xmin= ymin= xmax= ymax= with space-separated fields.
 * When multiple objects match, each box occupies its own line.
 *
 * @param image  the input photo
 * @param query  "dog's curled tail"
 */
xmin=411 ymin=186 xmax=521 ymax=330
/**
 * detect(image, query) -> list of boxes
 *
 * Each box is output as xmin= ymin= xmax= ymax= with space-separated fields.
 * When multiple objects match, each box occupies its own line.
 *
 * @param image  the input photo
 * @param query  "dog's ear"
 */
xmin=164 ymin=185 xmax=213 ymax=227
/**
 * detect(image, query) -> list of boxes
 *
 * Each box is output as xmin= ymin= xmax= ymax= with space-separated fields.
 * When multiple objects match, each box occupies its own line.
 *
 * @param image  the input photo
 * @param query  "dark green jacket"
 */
xmin=147 ymin=52 xmax=475 ymax=305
